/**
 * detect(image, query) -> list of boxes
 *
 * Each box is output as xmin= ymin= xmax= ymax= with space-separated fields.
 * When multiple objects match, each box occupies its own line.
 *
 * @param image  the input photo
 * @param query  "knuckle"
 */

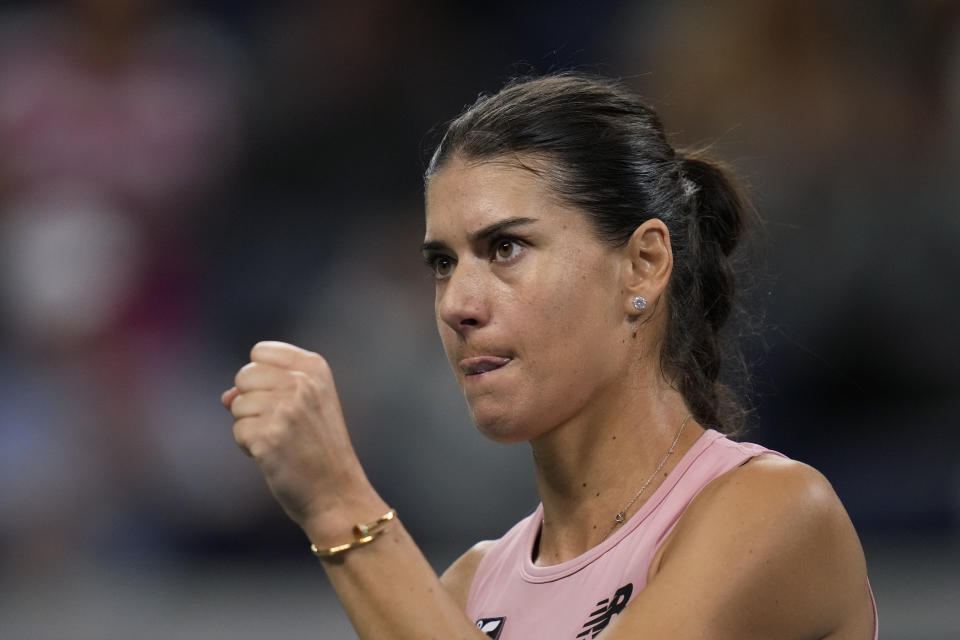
xmin=251 ymin=340 xmax=286 ymax=364
xmin=292 ymin=372 xmax=324 ymax=407
xmin=231 ymin=391 xmax=260 ymax=419
xmin=263 ymin=422 xmax=286 ymax=447
xmin=305 ymin=352 xmax=330 ymax=377
xmin=234 ymin=362 xmax=256 ymax=388
xmin=290 ymin=371 xmax=316 ymax=389
xmin=247 ymin=441 xmax=268 ymax=461
xmin=274 ymin=397 xmax=299 ymax=421
xmin=250 ymin=341 xmax=271 ymax=360
xmin=292 ymin=370 xmax=312 ymax=390
xmin=232 ymin=419 xmax=252 ymax=448
xmin=233 ymin=417 xmax=279 ymax=461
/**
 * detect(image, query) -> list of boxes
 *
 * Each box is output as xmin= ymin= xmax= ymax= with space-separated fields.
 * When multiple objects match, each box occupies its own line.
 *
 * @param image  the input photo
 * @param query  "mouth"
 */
xmin=458 ymin=356 xmax=513 ymax=377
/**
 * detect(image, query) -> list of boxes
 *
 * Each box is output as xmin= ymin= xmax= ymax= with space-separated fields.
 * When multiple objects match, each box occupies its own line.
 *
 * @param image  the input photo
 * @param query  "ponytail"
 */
xmin=661 ymin=153 xmax=753 ymax=434
xmin=682 ymin=156 xmax=746 ymax=257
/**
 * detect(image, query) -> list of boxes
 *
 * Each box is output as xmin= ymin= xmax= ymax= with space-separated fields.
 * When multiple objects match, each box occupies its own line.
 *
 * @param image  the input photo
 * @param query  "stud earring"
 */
xmin=632 ymin=296 xmax=647 ymax=312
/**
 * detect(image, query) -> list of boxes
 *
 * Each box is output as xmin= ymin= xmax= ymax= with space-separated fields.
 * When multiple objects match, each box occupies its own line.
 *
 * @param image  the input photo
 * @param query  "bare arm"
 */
xmin=224 ymin=341 xmax=487 ymax=639
xmin=311 ymin=517 xmax=489 ymax=639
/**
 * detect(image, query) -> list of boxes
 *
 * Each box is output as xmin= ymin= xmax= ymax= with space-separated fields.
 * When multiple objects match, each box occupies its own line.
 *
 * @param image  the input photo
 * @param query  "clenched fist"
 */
xmin=222 ymin=341 xmax=384 ymax=541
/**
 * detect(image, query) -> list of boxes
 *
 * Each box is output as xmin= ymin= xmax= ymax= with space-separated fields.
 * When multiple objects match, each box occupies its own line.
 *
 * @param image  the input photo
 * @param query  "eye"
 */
xmin=426 ymin=254 xmax=455 ymax=279
xmin=491 ymin=239 xmax=525 ymax=263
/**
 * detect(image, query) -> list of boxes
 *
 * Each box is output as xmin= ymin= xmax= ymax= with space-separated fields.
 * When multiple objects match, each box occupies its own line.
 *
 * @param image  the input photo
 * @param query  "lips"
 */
xmin=459 ymin=356 xmax=512 ymax=376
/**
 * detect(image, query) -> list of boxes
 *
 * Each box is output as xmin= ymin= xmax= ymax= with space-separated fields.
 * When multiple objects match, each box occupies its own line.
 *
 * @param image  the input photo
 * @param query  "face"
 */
xmin=423 ymin=157 xmax=634 ymax=444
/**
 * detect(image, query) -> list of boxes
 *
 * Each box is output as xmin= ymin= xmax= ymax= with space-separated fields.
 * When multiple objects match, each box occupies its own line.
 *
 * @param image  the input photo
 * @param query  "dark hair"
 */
xmin=426 ymin=73 xmax=754 ymax=435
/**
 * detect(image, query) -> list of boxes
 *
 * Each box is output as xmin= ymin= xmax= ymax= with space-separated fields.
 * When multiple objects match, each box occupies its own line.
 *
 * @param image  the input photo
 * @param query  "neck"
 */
xmin=528 ymin=374 xmax=703 ymax=566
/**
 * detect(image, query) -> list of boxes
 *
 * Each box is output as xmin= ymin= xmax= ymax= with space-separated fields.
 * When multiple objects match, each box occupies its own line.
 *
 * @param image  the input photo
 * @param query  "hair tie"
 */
xmin=679 ymin=162 xmax=699 ymax=198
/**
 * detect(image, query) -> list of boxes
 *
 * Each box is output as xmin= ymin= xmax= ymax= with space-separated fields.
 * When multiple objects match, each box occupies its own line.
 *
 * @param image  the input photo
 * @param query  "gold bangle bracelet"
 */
xmin=310 ymin=509 xmax=396 ymax=558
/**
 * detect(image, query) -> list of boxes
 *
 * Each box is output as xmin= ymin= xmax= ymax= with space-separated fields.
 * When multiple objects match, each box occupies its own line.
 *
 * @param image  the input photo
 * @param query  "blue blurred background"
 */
xmin=0 ymin=1 xmax=956 ymax=637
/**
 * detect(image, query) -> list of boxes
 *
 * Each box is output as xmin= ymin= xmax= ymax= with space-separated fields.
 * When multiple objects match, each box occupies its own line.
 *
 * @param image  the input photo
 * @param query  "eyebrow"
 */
xmin=421 ymin=217 xmax=539 ymax=254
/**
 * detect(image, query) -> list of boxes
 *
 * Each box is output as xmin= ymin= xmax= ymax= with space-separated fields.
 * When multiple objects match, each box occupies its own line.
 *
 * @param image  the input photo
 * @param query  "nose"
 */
xmin=437 ymin=262 xmax=489 ymax=335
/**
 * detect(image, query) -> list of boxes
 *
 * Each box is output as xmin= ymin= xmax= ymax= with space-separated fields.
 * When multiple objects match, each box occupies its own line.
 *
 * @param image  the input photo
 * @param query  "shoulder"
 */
xmin=682 ymin=452 xmax=850 ymax=532
xmin=630 ymin=454 xmax=874 ymax=638
xmin=686 ymin=453 xmax=859 ymax=547
xmin=440 ymin=539 xmax=497 ymax=611
xmin=675 ymin=453 xmax=871 ymax=601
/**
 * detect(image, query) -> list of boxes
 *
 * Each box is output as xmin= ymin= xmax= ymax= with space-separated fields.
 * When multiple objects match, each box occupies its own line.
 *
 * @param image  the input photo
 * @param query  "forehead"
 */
xmin=424 ymin=156 xmax=563 ymax=237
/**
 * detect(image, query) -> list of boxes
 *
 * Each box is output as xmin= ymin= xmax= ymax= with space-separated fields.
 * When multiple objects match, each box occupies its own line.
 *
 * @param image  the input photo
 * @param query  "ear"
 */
xmin=621 ymin=218 xmax=673 ymax=316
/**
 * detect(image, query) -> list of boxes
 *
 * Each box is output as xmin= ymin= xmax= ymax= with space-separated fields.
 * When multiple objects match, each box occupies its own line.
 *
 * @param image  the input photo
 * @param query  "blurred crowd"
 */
xmin=0 ymin=0 xmax=957 ymax=589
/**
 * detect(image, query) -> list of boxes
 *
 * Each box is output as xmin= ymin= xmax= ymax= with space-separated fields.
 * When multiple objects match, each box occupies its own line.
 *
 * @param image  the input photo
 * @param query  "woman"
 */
xmin=222 ymin=74 xmax=877 ymax=639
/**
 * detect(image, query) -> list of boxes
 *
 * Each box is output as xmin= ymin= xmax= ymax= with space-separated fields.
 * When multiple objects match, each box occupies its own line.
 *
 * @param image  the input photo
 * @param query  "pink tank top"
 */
xmin=466 ymin=429 xmax=878 ymax=639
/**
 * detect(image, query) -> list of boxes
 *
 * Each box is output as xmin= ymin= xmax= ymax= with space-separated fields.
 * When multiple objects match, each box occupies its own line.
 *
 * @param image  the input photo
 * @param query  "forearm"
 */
xmin=224 ymin=343 xmax=485 ymax=638
xmin=307 ymin=512 xmax=485 ymax=639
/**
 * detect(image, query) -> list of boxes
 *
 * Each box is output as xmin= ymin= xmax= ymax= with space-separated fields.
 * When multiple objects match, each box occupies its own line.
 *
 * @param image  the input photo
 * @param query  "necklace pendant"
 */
xmin=607 ymin=415 xmax=691 ymax=539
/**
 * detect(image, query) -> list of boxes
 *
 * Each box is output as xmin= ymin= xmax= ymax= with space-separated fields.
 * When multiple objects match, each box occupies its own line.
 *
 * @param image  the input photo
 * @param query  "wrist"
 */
xmin=310 ymin=508 xmax=396 ymax=558
xmin=301 ymin=488 xmax=392 ymax=551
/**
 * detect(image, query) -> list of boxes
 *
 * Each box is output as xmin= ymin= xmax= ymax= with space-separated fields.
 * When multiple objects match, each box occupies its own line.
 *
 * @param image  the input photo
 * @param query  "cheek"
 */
xmin=533 ymin=256 xmax=618 ymax=334
xmin=523 ymin=261 xmax=622 ymax=374
xmin=436 ymin=318 xmax=456 ymax=359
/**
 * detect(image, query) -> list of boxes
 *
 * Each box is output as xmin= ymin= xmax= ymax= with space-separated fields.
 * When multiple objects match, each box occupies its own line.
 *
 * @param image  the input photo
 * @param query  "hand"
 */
xmin=222 ymin=341 xmax=378 ymax=537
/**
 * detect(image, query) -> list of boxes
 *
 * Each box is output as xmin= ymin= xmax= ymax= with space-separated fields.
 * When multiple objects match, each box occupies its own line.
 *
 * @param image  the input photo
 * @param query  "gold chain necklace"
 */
xmin=605 ymin=414 xmax=691 ymax=539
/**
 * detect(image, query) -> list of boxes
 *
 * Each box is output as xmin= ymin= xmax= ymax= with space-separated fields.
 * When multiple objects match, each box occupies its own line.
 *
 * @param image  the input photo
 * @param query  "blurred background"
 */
xmin=0 ymin=0 xmax=956 ymax=637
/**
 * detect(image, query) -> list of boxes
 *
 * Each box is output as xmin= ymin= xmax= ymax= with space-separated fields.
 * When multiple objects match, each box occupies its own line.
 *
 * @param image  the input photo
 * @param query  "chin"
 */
xmin=468 ymin=402 xmax=537 ymax=445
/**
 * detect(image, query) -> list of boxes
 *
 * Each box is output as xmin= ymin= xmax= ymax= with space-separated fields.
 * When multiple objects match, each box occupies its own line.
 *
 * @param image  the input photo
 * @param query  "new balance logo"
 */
xmin=476 ymin=616 xmax=505 ymax=639
xmin=576 ymin=583 xmax=633 ymax=638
